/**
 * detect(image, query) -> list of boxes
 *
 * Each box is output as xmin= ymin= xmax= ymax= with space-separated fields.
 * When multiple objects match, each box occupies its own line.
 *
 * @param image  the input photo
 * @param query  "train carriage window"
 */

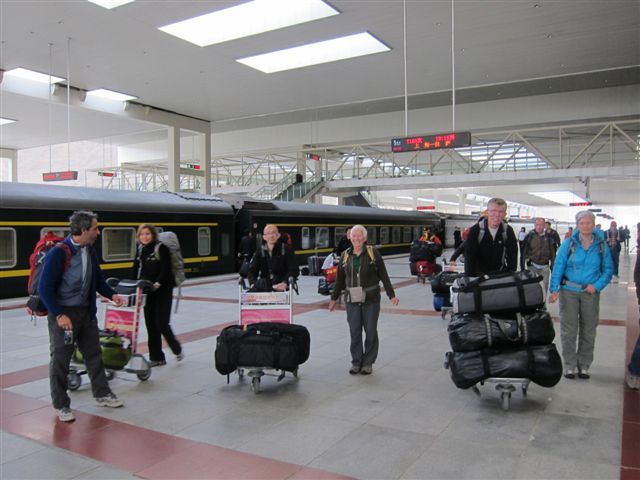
xmin=40 ymin=227 xmax=70 ymax=238
xmin=315 ymin=227 xmax=329 ymax=249
xmin=402 ymin=227 xmax=412 ymax=243
xmin=380 ymin=227 xmax=389 ymax=244
xmin=221 ymin=232 xmax=230 ymax=257
xmin=367 ymin=226 xmax=377 ymax=245
xmin=0 ymin=228 xmax=17 ymax=268
xmin=102 ymin=228 xmax=136 ymax=262
xmin=334 ymin=227 xmax=346 ymax=246
xmin=301 ymin=227 xmax=310 ymax=250
xmin=414 ymin=227 xmax=422 ymax=240
xmin=392 ymin=226 xmax=401 ymax=244
xmin=198 ymin=227 xmax=211 ymax=256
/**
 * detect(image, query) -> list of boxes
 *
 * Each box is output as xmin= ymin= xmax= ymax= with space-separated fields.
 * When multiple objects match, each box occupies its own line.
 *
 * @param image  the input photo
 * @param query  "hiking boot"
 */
xmin=95 ymin=393 xmax=124 ymax=408
xmin=57 ymin=407 xmax=75 ymax=422
xmin=148 ymin=360 xmax=166 ymax=367
xmin=360 ymin=365 xmax=373 ymax=375
xmin=577 ymin=367 xmax=590 ymax=379
xmin=564 ymin=369 xmax=575 ymax=379
xmin=349 ymin=364 xmax=361 ymax=375
xmin=626 ymin=373 xmax=640 ymax=390
xmin=176 ymin=352 xmax=185 ymax=362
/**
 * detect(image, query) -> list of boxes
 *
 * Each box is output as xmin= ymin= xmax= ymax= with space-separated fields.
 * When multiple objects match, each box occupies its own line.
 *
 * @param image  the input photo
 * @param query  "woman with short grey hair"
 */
xmin=549 ymin=210 xmax=613 ymax=380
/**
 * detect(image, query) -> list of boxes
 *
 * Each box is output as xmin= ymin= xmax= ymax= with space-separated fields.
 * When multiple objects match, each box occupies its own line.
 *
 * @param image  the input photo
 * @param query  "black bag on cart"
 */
xmin=214 ymin=325 xmax=245 ymax=375
xmin=448 ymin=309 xmax=555 ymax=352
xmin=409 ymin=240 xmax=442 ymax=263
xmin=430 ymin=271 xmax=462 ymax=295
xmin=444 ymin=343 xmax=563 ymax=389
xmin=451 ymin=271 xmax=544 ymax=315
xmin=236 ymin=322 xmax=310 ymax=372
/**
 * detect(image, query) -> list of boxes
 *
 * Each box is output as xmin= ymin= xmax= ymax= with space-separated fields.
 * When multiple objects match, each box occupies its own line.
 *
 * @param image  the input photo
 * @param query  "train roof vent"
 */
xmin=242 ymin=200 xmax=279 ymax=210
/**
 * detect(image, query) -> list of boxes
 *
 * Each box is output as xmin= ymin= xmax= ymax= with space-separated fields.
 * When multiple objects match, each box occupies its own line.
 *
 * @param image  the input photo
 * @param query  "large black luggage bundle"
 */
xmin=214 ymin=323 xmax=310 ymax=375
xmin=452 ymin=271 xmax=544 ymax=315
xmin=430 ymin=271 xmax=463 ymax=294
xmin=445 ymin=343 xmax=563 ymax=389
xmin=409 ymin=240 xmax=443 ymax=263
xmin=448 ymin=310 xmax=555 ymax=352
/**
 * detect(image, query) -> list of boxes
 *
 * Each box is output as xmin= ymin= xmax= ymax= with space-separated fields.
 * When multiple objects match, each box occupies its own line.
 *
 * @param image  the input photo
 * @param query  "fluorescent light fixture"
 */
xmin=86 ymin=89 xmax=137 ymax=101
xmin=238 ymin=32 xmax=390 ymax=73
xmin=4 ymin=67 xmax=65 ymax=84
xmin=528 ymin=191 xmax=587 ymax=206
xmin=87 ymin=0 xmax=135 ymax=8
xmin=159 ymin=0 xmax=339 ymax=47
xmin=0 ymin=117 xmax=17 ymax=125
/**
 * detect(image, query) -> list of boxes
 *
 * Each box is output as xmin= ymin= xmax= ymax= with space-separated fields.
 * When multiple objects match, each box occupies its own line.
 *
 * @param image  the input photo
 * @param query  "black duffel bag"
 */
xmin=451 ymin=271 xmax=544 ymax=315
xmin=245 ymin=322 xmax=310 ymax=365
xmin=430 ymin=271 xmax=463 ymax=294
xmin=214 ymin=325 xmax=245 ymax=375
xmin=444 ymin=343 xmax=563 ymax=389
xmin=409 ymin=240 xmax=442 ymax=263
xmin=448 ymin=309 xmax=555 ymax=352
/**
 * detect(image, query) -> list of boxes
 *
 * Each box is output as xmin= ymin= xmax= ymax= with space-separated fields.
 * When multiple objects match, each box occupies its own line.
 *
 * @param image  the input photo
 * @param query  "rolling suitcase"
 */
xmin=307 ymin=255 xmax=325 ymax=276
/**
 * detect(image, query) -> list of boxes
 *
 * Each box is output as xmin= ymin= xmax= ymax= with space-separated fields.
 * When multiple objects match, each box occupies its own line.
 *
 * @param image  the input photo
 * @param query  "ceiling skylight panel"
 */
xmin=528 ymin=191 xmax=588 ymax=205
xmin=237 ymin=32 xmax=390 ymax=73
xmin=87 ymin=0 xmax=135 ymax=8
xmin=4 ymin=68 xmax=65 ymax=84
xmin=86 ymin=89 xmax=137 ymax=101
xmin=158 ymin=0 xmax=339 ymax=47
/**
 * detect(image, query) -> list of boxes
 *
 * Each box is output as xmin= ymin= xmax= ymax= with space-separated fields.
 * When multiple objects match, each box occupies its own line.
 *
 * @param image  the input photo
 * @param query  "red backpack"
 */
xmin=26 ymin=232 xmax=72 ymax=318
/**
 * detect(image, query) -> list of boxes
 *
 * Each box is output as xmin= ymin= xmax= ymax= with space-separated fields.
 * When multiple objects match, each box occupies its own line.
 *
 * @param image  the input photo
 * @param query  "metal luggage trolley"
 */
xmin=435 ymin=260 xmax=464 ymax=321
xmin=237 ymin=279 xmax=297 ymax=394
xmin=68 ymin=278 xmax=152 ymax=390
xmin=471 ymin=378 xmax=531 ymax=411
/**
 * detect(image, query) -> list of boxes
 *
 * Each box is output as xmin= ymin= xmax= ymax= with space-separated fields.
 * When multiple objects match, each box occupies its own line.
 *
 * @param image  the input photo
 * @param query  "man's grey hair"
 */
xmin=487 ymin=198 xmax=507 ymax=211
xmin=575 ymin=210 xmax=595 ymax=224
xmin=69 ymin=210 xmax=98 ymax=236
xmin=351 ymin=224 xmax=368 ymax=239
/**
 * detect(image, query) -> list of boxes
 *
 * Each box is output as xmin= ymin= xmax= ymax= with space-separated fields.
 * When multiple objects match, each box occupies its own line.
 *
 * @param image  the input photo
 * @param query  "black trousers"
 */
xmin=144 ymin=288 xmax=181 ymax=362
xmin=47 ymin=306 xmax=111 ymax=409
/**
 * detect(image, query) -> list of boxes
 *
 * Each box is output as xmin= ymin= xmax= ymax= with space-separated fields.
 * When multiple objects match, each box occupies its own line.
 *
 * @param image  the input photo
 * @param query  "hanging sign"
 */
xmin=42 ymin=171 xmax=78 ymax=181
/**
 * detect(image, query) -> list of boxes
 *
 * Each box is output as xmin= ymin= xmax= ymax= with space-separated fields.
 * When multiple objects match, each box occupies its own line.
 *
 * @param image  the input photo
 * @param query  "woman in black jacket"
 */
xmin=134 ymin=224 xmax=183 ymax=366
xmin=248 ymin=224 xmax=299 ymax=291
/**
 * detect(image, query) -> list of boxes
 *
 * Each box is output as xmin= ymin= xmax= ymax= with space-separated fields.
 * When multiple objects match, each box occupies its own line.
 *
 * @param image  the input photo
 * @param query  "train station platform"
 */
xmin=1 ymin=251 xmax=638 ymax=480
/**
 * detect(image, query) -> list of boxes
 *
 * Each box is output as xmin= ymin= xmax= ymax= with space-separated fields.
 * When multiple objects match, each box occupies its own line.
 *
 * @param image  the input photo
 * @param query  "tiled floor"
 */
xmin=1 ymin=251 xmax=638 ymax=480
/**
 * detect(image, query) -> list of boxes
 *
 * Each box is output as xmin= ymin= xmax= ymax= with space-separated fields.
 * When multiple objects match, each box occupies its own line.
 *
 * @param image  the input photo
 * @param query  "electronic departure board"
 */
xmin=391 ymin=131 xmax=471 ymax=152
xmin=42 ymin=171 xmax=78 ymax=181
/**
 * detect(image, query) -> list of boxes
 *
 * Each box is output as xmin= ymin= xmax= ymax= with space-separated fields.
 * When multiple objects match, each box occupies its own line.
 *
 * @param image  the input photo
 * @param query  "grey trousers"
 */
xmin=47 ymin=306 xmax=112 ymax=409
xmin=345 ymin=302 xmax=381 ymax=367
xmin=559 ymin=289 xmax=600 ymax=370
xmin=527 ymin=263 xmax=550 ymax=294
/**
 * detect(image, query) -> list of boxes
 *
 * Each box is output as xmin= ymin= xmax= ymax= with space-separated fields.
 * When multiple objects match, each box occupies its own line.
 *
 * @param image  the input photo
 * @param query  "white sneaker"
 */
xmin=176 ymin=352 xmax=185 ymax=362
xmin=626 ymin=373 xmax=640 ymax=390
xmin=95 ymin=393 xmax=124 ymax=408
xmin=57 ymin=407 xmax=75 ymax=422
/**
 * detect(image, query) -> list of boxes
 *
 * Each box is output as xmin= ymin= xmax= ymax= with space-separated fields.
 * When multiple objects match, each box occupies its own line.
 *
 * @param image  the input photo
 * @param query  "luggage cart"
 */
xmin=237 ymin=279 xmax=297 ymax=394
xmin=471 ymin=377 xmax=531 ymax=411
xmin=68 ymin=279 xmax=152 ymax=390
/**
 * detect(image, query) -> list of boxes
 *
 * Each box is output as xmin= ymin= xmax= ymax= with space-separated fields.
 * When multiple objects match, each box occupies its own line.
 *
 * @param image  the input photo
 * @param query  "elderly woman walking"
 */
xmin=549 ymin=211 xmax=613 ymax=380
xmin=329 ymin=225 xmax=399 ymax=375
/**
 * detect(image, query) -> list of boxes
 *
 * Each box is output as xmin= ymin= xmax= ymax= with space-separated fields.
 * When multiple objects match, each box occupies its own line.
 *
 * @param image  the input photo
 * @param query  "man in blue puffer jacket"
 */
xmin=39 ymin=210 xmax=126 ymax=422
xmin=549 ymin=210 xmax=613 ymax=380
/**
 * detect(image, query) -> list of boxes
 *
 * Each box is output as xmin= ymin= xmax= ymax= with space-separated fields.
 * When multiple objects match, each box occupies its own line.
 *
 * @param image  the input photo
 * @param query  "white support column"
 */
xmin=458 ymin=189 xmax=466 ymax=214
xmin=0 ymin=148 xmax=18 ymax=182
xmin=168 ymin=126 xmax=180 ymax=192
xmin=199 ymin=132 xmax=211 ymax=195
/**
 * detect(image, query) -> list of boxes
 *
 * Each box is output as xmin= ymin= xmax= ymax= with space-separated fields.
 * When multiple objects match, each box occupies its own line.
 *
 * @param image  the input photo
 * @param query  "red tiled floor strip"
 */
xmin=0 ymin=390 xmax=353 ymax=480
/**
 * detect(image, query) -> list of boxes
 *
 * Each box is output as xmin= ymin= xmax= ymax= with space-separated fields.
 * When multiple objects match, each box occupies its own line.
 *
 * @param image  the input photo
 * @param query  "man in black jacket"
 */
xmin=463 ymin=198 xmax=518 ymax=276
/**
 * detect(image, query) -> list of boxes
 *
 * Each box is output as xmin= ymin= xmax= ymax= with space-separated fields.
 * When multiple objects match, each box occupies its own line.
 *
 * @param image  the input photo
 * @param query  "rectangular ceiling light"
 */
xmin=238 ymin=32 xmax=390 ymax=73
xmin=0 ymin=117 xmax=17 ymax=125
xmin=4 ymin=67 xmax=65 ymax=84
xmin=87 ymin=0 xmax=135 ymax=8
xmin=86 ymin=88 xmax=137 ymax=101
xmin=528 ymin=191 xmax=587 ymax=206
xmin=159 ymin=0 xmax=339 ymax=47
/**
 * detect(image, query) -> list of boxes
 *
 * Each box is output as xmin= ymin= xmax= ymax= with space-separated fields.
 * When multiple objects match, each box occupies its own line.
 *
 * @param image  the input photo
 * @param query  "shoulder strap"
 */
xmin=366 ymin=245 xmax=375 ymax=262
xmin=478 ymin=219 xmax=485 ymax=244
xmin=154 ymin=242 xmax=161 ymax=259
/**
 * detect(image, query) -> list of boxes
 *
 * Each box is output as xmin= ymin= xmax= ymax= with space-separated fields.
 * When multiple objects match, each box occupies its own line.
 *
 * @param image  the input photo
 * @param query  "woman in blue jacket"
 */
xmin=549 ymin=211 xmax=613 ymax=380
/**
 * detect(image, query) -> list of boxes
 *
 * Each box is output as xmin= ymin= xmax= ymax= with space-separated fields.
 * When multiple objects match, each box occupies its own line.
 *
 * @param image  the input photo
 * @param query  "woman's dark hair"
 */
xmin=69 ymin=210 xmax=98 ymax=236
xmin=137 ymin=223 xmax=158 ymax=243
